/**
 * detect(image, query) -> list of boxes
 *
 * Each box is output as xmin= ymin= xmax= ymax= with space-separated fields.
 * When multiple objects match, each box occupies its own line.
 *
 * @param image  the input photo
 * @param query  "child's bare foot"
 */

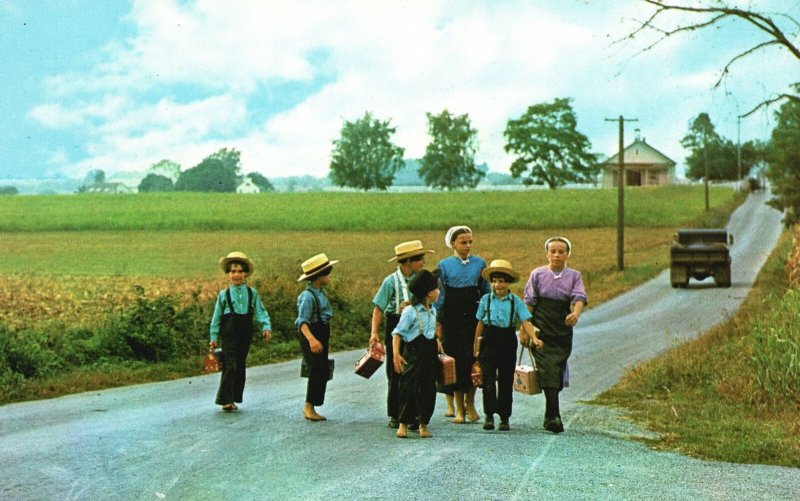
xmin=451 ymin=413 xmax=465 ymax=424
xmin=418 ymin=425 xmax=431 ymax=438
xmin=444 ymin=394 xmax=455 ymax=417
xmin=303 ymin=403 xmax=326 ymax=421
xmin=396 ymin=424 xmax=408 ymax=438
xmin=466 ymin=405 xmax=480 ymax=422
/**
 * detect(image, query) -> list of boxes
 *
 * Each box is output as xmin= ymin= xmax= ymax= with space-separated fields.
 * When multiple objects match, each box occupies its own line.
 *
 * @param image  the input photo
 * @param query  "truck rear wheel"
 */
xmin=670 ymin=266 xmax=689 ymax=288
xmin=714 ymin=266 xmax=732 ymax=288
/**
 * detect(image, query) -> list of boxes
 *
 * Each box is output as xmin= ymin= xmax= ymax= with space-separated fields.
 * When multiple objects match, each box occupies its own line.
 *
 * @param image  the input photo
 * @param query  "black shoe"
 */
xmin=483 ymin=418 xmax=495 ymax=431
xmin=544 ymin=417 xmax=564 ymax=433
xmin=498 ymin=420 xmax=510 ymax=431
xmin=387 ymin=418 xmax=399 ymax=429
xmin=408 ymin=422 xmax=420 ymax=431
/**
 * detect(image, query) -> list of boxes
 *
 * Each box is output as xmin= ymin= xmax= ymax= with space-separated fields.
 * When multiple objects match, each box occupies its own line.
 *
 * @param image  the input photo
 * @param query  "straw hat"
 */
xmin=408 ymin=269 xmax=440 ymax=300
xmin=219 ymin=251 xmax=255 ymax=275
xmin=388 ymin=240 xmax=435 ymax=262
xmin=481 ymin=259 xmax=520 ymax=283
xmin=297 ymin=253 xmax=340 ymax=282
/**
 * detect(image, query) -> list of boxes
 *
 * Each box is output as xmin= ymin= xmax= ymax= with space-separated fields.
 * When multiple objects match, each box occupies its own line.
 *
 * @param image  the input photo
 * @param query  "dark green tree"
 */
xmin=681 ymin=112 xmax=726 ymax=181
xmin=175 ymin=158 xmax=238 ymax=192
xmin=208 ymin=148 xmax=243 ymax=173
xmin=0 ymin=186 xmax=18 ymax=195
xmin=138 ymin=173 xmax=175 ymax=192
xmin=504 ymin=98 xmax=599 ymax=189
xmin=246 ymin=172 xmax=275 ymax=192
xmin=419 ymin=109 xmax=483 ymax=190
xmin=329 ymin=112 xmax=405 ymax=191
xmin=766 ymin=90 xmax=800 ymax=226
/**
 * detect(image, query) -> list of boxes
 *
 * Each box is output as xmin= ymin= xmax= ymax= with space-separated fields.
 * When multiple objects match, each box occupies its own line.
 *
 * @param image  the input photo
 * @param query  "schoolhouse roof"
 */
xmin=604 ymin=137 xmax=676 ymax=168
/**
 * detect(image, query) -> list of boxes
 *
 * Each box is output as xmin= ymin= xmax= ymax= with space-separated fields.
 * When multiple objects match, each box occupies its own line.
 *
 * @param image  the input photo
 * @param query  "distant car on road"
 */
xmin=670 ymin=229 xmax=733 ymax=288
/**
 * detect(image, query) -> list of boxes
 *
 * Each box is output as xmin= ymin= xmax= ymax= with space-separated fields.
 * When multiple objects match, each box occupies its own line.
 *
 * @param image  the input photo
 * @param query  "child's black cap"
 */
xmin=408 ymin=269 xmax=440 ymax=300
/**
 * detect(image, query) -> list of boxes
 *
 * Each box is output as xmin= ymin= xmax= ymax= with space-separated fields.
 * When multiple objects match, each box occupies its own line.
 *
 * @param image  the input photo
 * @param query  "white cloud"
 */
xmin=29 ymin=0 xmax=799 ymax=180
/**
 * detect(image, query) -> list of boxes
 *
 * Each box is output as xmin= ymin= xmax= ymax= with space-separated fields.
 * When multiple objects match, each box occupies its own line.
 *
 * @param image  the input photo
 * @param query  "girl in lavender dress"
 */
xmin=522 ymin=237 xmax=587 ymax=433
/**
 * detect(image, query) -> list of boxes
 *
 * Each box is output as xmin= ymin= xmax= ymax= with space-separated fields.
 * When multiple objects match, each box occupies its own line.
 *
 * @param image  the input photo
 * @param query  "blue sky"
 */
xmin=1 ymin=0 xmax=797 ymax=181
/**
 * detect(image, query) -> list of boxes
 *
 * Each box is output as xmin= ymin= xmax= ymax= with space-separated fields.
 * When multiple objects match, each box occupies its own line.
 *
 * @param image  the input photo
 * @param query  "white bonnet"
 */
xmin=544 ymin=236 xmax=572 ymax=256
xmin=445 ymin=225 xmax=472 ymax=248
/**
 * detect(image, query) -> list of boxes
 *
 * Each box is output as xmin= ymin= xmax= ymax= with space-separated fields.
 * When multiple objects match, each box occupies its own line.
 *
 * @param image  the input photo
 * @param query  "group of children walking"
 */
xmin=209 ymin=226 xmax=587 ymax=438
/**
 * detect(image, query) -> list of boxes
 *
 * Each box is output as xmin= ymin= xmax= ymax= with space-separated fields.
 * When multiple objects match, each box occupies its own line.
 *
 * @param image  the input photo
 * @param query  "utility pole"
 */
xmin=737 ymin=114 xmax=742 ymax=185
xmin=605 ymin=115 xmax=638 ymax=271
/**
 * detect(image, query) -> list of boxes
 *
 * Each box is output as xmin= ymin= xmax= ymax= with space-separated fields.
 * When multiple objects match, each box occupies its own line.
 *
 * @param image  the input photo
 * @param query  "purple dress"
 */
xmin=523 ymin=266 xmax=587 ymax=390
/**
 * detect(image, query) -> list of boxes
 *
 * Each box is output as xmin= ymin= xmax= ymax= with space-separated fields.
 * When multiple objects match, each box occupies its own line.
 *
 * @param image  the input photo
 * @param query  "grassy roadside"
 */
xmin=592 ymin=230 xmax=800 ymax=467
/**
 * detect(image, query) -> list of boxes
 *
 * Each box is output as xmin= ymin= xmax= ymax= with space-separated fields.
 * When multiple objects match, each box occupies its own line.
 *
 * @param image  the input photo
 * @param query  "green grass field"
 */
xmin=0 ymin=185 xmax=737 ymax=231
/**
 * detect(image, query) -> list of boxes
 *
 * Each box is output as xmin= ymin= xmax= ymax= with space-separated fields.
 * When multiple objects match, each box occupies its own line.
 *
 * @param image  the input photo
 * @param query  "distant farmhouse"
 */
xmin=236 ymin=178 xmax=261 ymax=194
xmin=82 ymin=181 xmax=134 ymax=194
xmin=601 ymin=131 xmax=676 ymax=187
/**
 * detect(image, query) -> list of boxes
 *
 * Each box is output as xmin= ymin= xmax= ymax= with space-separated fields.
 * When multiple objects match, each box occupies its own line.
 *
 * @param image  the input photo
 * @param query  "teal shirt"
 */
xmin=393 ymin=303 xmax=437 ymax=343
xmin=372 ymin=268 xmax=416 ymax=315
xmin=475 ymin=292 xmax=531 ymax=328
xmin=209 ymin=285 xmax=272 ymax=343
xmin=295 ymin=284 xmax=333 ymax=329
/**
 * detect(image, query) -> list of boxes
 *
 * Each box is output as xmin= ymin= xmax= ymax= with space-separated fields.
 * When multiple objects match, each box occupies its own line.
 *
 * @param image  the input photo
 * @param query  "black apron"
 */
xmin=531 ymin=297 xmax=572 ymax=390
xmin=441 ymin=285 xmax=481 ymax=391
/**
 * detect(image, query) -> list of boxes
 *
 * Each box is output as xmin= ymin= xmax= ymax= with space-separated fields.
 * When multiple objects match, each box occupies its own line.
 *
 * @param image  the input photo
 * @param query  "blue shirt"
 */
xmin=372 ymin=268 xmax=416 ymax=315
xmin=393 ymin=303 xmax=437 ymax=343
xmin=434 ymin=255 xmax=490 ymax=312
xmin=476 ymin=292 xmax=532 ymax=328
xmin=295 ymin=284 xmax=333 ymax=329
xmin=209 ymin=285 xmax=272 ymax=343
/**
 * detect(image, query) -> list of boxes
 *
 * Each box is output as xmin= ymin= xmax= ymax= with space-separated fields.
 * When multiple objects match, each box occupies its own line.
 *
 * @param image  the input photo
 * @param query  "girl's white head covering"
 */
xmin=544 ymin=236 xmax=572 ymax=256
xmin=445 ymin=225 xmax=472 ymax=248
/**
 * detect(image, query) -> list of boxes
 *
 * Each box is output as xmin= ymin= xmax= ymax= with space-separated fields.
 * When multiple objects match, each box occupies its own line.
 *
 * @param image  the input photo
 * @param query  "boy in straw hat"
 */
xmin=295 ymin=253 xmax=339 ymax=421
xmin=370 ymin=240 xmax=434 ymax=429
xmin=474 ymin=259 xmax=542 ymax=431
xmin=392 ymin=269 xmax=441 ymax=438
xmin=210 ymin=251 xmax=272 ymax=412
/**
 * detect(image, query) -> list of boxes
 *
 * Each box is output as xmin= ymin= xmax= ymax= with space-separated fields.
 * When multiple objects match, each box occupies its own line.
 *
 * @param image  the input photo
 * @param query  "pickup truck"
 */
xmin=670 ymin=229 xmax=733 ymax=288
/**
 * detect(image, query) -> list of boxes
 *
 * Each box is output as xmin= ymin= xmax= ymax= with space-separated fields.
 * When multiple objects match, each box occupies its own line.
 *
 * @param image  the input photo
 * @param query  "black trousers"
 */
xmin=398 ymin=336 xmax=438 ymax=425
xmin=383 ymin=314 xmax=402 ymax=419
xmin=479 ymin=326 xmax=518 ymax=420
xmin=215 ymin=319 xmax=253 ymax=405
xmin=299 ymin=322 xmax=330 ymax=406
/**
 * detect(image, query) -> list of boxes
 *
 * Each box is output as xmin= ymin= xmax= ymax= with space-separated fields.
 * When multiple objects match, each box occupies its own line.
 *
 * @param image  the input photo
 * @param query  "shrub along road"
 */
xmin=1 ymin=191 xmax=797 ymax=500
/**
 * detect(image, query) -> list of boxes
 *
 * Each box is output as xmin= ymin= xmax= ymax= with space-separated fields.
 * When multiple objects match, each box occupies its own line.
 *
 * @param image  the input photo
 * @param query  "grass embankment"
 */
xmin=593 ymin=227 xmax=800 ymax=467
xmin=0 ymin=186 xmax=743 ymax=404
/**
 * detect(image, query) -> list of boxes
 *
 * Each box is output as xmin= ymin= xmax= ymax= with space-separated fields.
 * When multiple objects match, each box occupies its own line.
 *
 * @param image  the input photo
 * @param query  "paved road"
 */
xmin=1 ymin=191 xmax=797 ymax=500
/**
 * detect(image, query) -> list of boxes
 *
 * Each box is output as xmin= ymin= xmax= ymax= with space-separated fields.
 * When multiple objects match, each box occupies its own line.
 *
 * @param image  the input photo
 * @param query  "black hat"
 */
xmin=408 ymin=269 xmax=440 ymax=300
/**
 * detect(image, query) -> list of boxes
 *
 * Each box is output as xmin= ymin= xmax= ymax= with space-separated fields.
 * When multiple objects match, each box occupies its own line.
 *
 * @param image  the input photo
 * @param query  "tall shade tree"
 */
xmin=504 ymin=98 xmax=599 ymax=189
xmin=329 ymin=112 xmax=405 ymax=191
xmin=766 ymin=89 xmax=800 ymax=226
xmin=418 ymin=109 xmax=483 ymax=190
